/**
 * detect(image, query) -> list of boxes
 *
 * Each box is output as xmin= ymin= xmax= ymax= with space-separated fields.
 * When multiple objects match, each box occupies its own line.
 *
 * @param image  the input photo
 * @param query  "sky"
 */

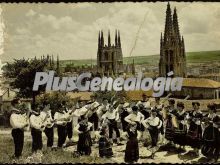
xmin=1 ymin=2 xmax=220 ymax=62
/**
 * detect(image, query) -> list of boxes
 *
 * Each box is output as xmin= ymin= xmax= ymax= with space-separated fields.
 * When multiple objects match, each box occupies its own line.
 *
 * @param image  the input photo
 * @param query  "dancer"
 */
xmin=101 ymin=104 xmax=122 ymax=145
xmin=172 ymin=102 xmax=187 ymax=152
xmin=98 ymin=125 xmax=113 ymax=158
xmin=76 ymin=115 xmax=93 ymax=156
xmin=201 ymin=103 xmax=220 ymax=163
xmin=124 ymin=106 xmax=139 ymax=163
xmin=185 ymin=102 xmax=203 ymax=157
xmin=142 ymin=109 xmax=162 ymax=159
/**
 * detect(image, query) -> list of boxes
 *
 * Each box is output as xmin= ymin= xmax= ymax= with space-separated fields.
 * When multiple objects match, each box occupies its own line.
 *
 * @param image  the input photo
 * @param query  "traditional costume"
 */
xmin=124 ymin=122 xmax=139 ymax=163
xmin=98 ymin=126 xmax=113 ymax=158
xmin=41 ymin=105 xmax=54 ymax=148
xmin=186 ymin=102 xmax=203 ymax=150
xmin=172 ymin=102 xmax=187 ymax=147
xmin=10 ymin=104 xmax=28 ymax=158
xmin=76 ymin=117 xmax=93 ymax=156
xmin=201 ymin=104 xmax=220 ymax=162
xmin=54 ymin=106 xmax=67 ymax=148
xmin=30 ymin=108 xmax=47 ymax=153
xmin=164 ymin=99 xmax=177 ymax=142
xmin=101 ymin=105 xmax=121 ymax=145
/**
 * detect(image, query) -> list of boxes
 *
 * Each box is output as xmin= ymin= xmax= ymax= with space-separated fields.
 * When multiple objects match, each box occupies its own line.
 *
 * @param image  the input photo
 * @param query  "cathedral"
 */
xmin=97 ymin=30 xmax=123 ymax=75
xmin=159 ymin=2 xmax=187 ymax=77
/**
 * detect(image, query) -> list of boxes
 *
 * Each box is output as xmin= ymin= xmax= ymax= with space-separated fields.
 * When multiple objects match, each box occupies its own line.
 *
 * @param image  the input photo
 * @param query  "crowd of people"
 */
xmin=9 ymin=94 xmax=220 ymax=163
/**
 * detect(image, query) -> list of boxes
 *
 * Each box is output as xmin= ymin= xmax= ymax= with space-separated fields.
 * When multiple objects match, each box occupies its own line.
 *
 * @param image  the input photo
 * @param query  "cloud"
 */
xmin=26 ymin=9 xmax=36 ymax=17
xmin=1 ymin=2 xmax=220 ymax=62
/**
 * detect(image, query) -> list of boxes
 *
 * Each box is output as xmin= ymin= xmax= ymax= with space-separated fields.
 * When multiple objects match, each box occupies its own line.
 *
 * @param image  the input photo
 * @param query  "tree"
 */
xmin=35 ymin=91 xmax=76 ymax=115
xmin=3 ymin=58 xmax=50 ymax=109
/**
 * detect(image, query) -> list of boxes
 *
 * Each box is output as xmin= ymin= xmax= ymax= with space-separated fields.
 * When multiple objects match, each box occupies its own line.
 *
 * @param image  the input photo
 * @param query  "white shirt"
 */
xmin=102 ymin=109 xmax=119 ymax=121
xmin=142 ymin=116 xmax=160 ymax=129
xmin=137 ymin=101 xmax=151 ymax=109
xmin=41 ymin=110 xmax=54 ymax=127
xmin=10 ymin=113 xmax=28 ymax=129
xmin=54 ymin=111 xmax=66 ymax=125
xmin=124 ymin=112 xmax=145 ymax=123
xmin=30 ymin=114 xmax=45 ymax=130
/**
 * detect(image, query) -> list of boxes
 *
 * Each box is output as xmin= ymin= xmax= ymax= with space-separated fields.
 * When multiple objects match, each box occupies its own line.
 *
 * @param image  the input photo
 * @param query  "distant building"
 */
xmin=174 ymin=78 xmax=220 ymax=99
xmin=97 ymin=30 xmax=123 ymax=75
xmin=159 ymin=3 xmax=187 ymax=77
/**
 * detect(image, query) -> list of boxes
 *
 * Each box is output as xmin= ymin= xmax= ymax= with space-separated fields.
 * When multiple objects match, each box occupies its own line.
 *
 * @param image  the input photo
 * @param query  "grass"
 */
xmin=60 ymin=50 xmax=220 ymax=67
xmin=0 ymin=129 xmax=107 ymax=164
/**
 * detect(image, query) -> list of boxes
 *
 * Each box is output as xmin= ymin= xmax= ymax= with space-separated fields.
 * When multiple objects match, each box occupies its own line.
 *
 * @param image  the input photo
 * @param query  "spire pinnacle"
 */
xmin=118 ymin=30 xmax=121 ymax=47
xmin=115 ymin=29 xmax=118 ymax=46
xmin=108 ymin=30 xmax=111 ymax=46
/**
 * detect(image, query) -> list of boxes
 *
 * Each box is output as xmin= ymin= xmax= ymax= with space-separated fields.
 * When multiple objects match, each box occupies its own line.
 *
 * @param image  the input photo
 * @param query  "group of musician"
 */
xmin=9 ymin=94 xmax=220 ymax=163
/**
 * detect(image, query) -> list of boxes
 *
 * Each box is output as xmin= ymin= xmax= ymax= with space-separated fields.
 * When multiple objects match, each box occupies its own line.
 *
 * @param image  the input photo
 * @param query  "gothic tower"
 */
xmin=159 ymin=3 xmax=187 ymax=77
xmin=97 ymin=30 xmax=123 ymax=75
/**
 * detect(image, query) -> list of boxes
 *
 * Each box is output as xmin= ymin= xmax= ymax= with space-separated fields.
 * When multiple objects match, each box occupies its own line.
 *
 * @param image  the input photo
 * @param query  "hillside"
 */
xmin=60 ymin=50 xmax=220 ymax=67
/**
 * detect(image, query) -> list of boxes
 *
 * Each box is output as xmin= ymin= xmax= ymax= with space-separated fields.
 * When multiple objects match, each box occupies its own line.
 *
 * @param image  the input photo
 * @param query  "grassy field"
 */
xmin=60 ymin=50 xmax=220 ymax=67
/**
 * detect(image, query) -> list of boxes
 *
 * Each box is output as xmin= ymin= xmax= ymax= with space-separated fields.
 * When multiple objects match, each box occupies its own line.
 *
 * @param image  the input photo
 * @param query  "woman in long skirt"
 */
xmin=186 ymin=102 xmax=203 ymax=156
xmin=173 ymin=102 xmax=187 ymax=151
xmin=124 ymin=123 xmax=139 ymax=163
xmin=98 ymin=125 xmax=113 ymax=158
xmin=76 ymin=115 xmax=93 ymax=156
xmin=201 ymin=103 xmax=220 ymax=163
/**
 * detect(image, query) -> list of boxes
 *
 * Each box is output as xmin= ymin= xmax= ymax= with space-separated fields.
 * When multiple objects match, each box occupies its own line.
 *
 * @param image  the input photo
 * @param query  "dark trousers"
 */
xmin=12 ymin=128 xmax=24 ymax=158
xmin=44 ymin=127 xmax=54 ymax=147
xmin=31 ymin=128 xmax=43 ymax=153
xmin=108 ymin=120 xmax=120 ymax=139
xmin=66 ymin=121 xmax=73 ymax=139
xmin=88 ymin=113 xmax=99 ymax=131
xmin=148 ymin=126 xmax=159 ymax=147
xmin=57 ymin=125 xmax=67 ymax=147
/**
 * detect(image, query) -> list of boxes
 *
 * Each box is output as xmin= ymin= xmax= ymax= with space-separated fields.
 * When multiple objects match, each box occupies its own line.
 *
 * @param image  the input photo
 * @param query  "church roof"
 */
xmin=183 ymin=78 xmax=220 ymax=89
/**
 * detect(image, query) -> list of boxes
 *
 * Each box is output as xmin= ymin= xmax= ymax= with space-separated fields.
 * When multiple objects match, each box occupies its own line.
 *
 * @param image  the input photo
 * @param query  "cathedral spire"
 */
xmin=108 ymin=30 xmax=111 ymax=46
xmin=173 ymin=7 xmax=181 ymax=42
xmin=118 ymin=30 xmax=121 ymax=47
xmin=101 ymin=30 xmax=104 ymax=47
xmin=164 ymin=2 xmax=173 ymax=42
xmin=115 ymin=29 xmax=118 ymax=47
xmin=98 ymin=31 xmax=101 ymax=48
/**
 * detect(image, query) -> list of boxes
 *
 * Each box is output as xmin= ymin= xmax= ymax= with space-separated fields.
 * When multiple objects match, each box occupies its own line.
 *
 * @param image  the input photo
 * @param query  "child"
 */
xmin=98 ymin=125 xmax=113 ymax=158
xmin=76 ymin=115 xmax=93 ymax=155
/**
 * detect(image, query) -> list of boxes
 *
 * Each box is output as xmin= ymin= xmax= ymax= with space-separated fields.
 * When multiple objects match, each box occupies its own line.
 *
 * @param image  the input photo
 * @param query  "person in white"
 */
xmin=142 ymin=109 xmax=162 ymax=159
xmin=101 ymin=104 xmax=122 ymax=145
xmin=41 ymin=102 xmax=54 ymax=149
xmin=30 ymin=105 xmax=49 ymax=153
xmin=10 ymin=98 xmax=29 ymax=159
xmin=124 ymin=105 xmax=145 ymax=140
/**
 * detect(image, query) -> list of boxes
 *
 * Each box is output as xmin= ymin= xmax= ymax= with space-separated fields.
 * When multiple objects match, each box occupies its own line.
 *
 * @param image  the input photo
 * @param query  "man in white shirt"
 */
xmin=30 ymin=105 xmax=48 ymax=153
xmin=54 ymin=104 xmax=68 ymax=148
xmin=101 ymin=104 xmax=122 ymax=145
xmin=41 ymin=102 xmax=54 ymax=148
xmin=10 ymin=98 xmax=28 ymax=159
xmin=124 ymin=105 xmax=145 ymax=140
xmin=142 ymin=109 xmax=161 ymax=159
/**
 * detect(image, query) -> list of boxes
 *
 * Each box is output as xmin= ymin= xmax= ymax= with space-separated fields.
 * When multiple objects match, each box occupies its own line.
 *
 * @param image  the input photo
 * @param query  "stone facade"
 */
xmin=97 ymin=30 xmax=123 ymax=75
xmin=159 ymin=3 xmax=187 ymax=77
